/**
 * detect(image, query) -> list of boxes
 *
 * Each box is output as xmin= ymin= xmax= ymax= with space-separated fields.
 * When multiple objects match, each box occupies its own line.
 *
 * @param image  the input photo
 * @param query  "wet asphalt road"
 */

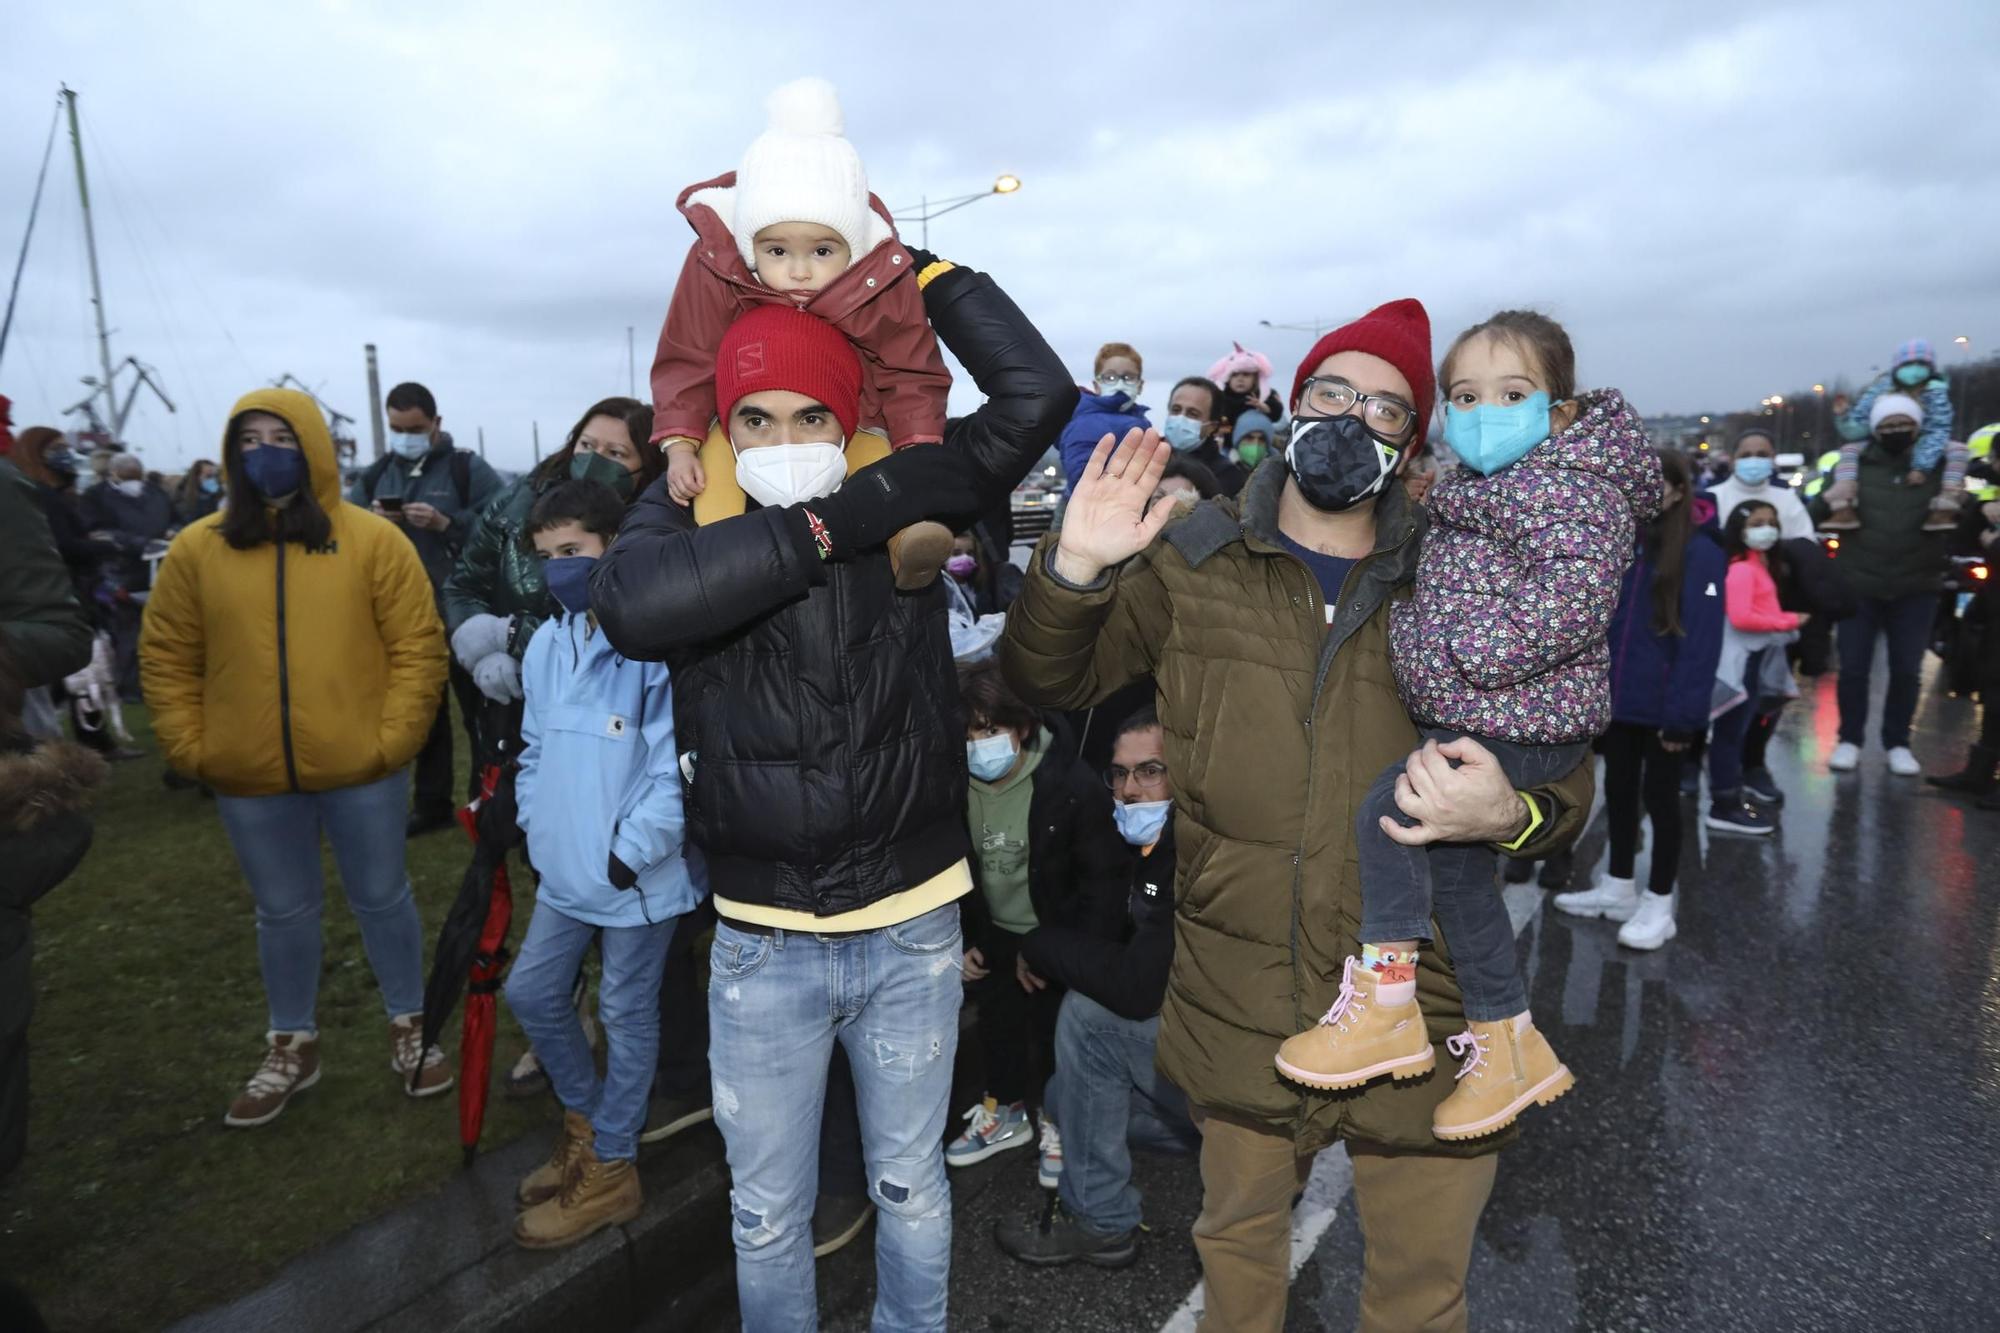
xmin=703 ymin=662 xmax=2000 ymax=1331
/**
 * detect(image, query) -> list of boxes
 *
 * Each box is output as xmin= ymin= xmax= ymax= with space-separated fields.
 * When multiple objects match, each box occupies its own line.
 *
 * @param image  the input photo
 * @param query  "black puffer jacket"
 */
xmin=593 ymin=267 xmax=1077 ymax=915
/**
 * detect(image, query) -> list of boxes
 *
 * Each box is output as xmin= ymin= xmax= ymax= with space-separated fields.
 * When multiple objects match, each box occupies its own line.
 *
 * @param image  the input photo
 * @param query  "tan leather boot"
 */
xmin=1432 ymin=1017 xmax=1574 ymax=1141
xmin=517 ymin=1109 xmax=594 ymax=1209
xmin=1274 ymin=957 xmax=1435 ymax=1090
xmin=887 ymin=520 xmax=954 ymax=591
xmin=514 ymin=1140 xmax=642 ymax=1249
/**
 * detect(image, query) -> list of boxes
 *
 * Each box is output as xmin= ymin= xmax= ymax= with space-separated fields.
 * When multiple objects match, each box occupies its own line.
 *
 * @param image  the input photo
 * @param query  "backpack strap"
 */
xmin=360 ymin=453 xmax=392 ymax=498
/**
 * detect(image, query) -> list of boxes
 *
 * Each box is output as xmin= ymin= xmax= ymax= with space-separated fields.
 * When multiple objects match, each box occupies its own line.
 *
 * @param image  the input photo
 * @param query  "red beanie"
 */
xmin=714 ymin=305 xmax=863 ymax=442
xmin=1290 ymin=299 xmax=1436 ymax=449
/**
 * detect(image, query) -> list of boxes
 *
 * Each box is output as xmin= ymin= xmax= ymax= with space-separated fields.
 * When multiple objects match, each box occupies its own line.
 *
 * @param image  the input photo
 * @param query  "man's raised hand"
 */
xmin=1050 ymin=428 xmax=1176 ymax=586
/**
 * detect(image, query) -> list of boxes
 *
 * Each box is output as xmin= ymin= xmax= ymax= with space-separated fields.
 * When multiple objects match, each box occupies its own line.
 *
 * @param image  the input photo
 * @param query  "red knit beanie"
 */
xmin=714 ymin=305 xmax=863 ymax=442
xmin=1290 ymin=299 xmax=1436 ymax=449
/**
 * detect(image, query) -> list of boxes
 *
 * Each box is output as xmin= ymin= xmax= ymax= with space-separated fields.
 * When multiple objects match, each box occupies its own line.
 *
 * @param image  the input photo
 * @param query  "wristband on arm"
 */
xmin=1498 ymin=791 xmax=1544 ymax=853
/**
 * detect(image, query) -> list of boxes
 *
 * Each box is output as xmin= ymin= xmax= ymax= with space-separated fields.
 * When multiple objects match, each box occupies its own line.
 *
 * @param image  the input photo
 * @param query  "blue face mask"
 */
xmin=241 ymin=447 xmax=307 ymax=500
xmin=966 ymin=732 xmax=1018 ymax=782
xmin=199 ymin=475 xmax=221 ymax=494
xmin=1732 ymin=457 xmax=1774 ymax=485
xmin=388 ymin=430 xmax=432 ymax=460
xmin=543 ymin=555 xmax=598 ymax=616
xmin=1443 ymin=393 xmax=1553 ymax=476
xmin=1113 ymin=798 xmax=1173 ymax=846
xmin=1160 ymin=414 xmax=1205 ymax=452
xmin=1893 ymin=363 xmax=1931 ymax=389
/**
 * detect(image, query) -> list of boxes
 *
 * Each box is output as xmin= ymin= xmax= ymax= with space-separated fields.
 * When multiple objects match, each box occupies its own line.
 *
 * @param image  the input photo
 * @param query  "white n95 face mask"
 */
xmin=734 ymin=441 xmax=848 ymax=509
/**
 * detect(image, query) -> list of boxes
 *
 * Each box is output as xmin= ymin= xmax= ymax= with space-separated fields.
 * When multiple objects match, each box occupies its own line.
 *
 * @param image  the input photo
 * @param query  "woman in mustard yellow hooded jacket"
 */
xmin=141 ymin=389 xmax=453 ymax=1128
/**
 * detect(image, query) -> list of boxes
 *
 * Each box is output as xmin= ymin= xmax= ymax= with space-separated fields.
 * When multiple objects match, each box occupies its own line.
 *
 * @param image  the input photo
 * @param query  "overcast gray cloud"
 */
xmin=4 ymin=0 xmax=1996 ymax=470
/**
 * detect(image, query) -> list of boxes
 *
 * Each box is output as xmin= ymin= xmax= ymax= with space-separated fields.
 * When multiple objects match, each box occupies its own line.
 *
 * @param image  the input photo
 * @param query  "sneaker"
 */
xmin=503 ymin=1048 xmax=550 ymax=1100
xmin=640 ymin=1088 xmax=714 ymax=1144
xmin=1887 ymin=747 xmax=1921 ymax=778
xmin=223 ymin=1030 xmax=321 ymax=1128
xmin=1036 ymin=1115 xmax=1064 ymax=1190
xmin=1551 ymin=875 xmax=1641 ymax=923
xmin=887 ymin=520 xmax=954 ymax=592
xmin=1829 ymin=742 xmax=1861 ymax=773
xmin=1926 ymin=744 xmax=1999 ymax=794
xmin=1741 ymin=766 xmax=1785 ymax=807
xmin=389 ymin=1013 xmax=455 ymax=1098
xmin=1678 ymin=757 xmax=1702 ymax=798
xmin=811 ymin=1192 xmax=876 ymax=1259
xmin=994 ymin=1195 xmax=1139 ymax=1270
xmin=1704 ymin=797 xmax=1775 ymax=836
xmin=1617 ymin=892 xmax=1678 ymax=951
xmin=1535 ymin=849 xmax=1574 ymax=890
xmin=518 ymin=1109 xmax=594 ymax=1209
xmin=514 ymin=1141 xmax=642 ymax=1249
xmin=947 ymin=1097 xmax=1034 ymax=1167
xmin=1432 ymin=1018 xmax=1574 ymax=1142
xmin=1273 ymin=957 xmax=1435 ymax=1090
xmin=1819 ymin=506 xmax=1861 ymax=531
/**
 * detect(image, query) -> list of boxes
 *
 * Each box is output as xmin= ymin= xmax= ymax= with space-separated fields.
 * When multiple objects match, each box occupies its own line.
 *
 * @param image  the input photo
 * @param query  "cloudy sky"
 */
xmin=3 ymin=0 xmax=1995 ymax=471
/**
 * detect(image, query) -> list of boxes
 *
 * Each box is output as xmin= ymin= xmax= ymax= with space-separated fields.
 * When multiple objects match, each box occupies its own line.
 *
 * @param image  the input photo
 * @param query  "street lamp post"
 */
xmin=1953 ymin=335 xmax=1972 ymax=426
xmin=893 ymin=174 xmax=1021 ymax=249
xmin=1260 ymin=317 xmax=1335 ymax=338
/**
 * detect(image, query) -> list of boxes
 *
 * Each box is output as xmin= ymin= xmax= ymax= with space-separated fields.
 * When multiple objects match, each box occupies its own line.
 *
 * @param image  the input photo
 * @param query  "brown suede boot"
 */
xmin=514 ymin=1140 xmax=642 ymax=1249
xmin=1274 ymin=958 xmax=1435 ymax=1090
xmin=517 ymin=1109 xmax=594 ymax=1209
xmin=887 ymin=520 xmax=954 ymax=591
xmin=1432 ymin=1016 xmax=1574 ymax=1141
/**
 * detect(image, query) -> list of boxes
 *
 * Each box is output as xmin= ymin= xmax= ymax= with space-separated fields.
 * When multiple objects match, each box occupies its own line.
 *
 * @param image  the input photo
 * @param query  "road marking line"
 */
xmin=1156 ymin=876 xmax=1547 ymax=1331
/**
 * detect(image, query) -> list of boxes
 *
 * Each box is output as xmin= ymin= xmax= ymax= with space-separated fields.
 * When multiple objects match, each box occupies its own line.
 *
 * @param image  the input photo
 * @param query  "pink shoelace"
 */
xmin=1447 ymin=1029 xmax=1490 ymax=1081
xmin=1316 ymin=957 xmax=1367 ymax=1031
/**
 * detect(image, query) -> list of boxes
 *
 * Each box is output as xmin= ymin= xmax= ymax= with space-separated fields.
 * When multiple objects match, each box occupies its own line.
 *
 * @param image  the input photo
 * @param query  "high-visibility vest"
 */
xmin=1802 ymin=449 xmax=1842 ymax=498
xmin=1970 ymin=425 xmax=1998 ymax=501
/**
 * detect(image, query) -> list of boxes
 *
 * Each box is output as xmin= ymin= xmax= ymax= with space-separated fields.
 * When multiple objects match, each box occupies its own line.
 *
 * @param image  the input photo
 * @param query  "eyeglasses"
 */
xmin=1105 ymin=761 xmax=1169 ymax=790
xmin=1098 ymin=375 xmax=1141 ymax=394
xmin=1298 ymin=378 xmax=1415 ymax=438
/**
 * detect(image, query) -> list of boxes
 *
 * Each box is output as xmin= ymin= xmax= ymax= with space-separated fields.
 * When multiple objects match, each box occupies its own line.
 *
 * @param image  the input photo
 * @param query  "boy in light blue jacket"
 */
xmin=504 ymin=479 xmax=704 ymax=1250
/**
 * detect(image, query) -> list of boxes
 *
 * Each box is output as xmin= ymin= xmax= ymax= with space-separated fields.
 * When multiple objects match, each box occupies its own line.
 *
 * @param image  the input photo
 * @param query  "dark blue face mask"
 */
xmin=241 ymin=446 xmax=307 ymax=500
xmin=544 ymin=555 xmax=598 ymax=616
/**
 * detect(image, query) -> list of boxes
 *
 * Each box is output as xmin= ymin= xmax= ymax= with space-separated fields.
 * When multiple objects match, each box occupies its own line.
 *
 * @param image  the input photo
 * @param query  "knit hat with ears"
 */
xmin=733 ymin=77 xmax=873 ymax=275
xmin=715 ymin=305 xmax=864 ymax=443
xmin=1868 ymin=392 xmax=1924 ymax=432
xmin=1207 ymin=343 xmax=1275 ymax=397
xmin=1291 ymin=299 xmax=1436 ymax=450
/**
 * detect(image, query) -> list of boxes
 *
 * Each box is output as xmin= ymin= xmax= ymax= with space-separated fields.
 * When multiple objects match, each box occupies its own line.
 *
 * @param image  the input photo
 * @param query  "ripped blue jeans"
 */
xmin=708 ymin=902 xmax=962 ymax=1332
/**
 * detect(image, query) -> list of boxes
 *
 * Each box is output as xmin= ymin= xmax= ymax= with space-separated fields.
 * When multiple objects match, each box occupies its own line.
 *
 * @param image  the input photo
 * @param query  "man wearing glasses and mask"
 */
xmin=1000 ymin=299 xmax=1594 ymax=1331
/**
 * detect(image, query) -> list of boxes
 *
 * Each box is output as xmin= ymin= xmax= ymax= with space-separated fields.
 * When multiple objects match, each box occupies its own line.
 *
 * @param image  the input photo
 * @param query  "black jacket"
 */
xmin=1021 ymin=823 xmax=1176 ymax=1021
xmin=959 ymin=718 xmax=1130 ymax=954
xmin=593 ymin=267 xmax=1077 ymax=916
xmin=1187 ymin=439 xmax=1247 ymax=498
xmin=1774 ymin=536 xmax=1858 ymax=620
xmin=79 ymin=481 xmax=174 ymax=591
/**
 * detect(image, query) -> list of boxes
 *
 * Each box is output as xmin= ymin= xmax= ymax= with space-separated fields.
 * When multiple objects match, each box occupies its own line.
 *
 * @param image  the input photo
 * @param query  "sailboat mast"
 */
xmin=62 ymin=84 xmax=119 ymax=445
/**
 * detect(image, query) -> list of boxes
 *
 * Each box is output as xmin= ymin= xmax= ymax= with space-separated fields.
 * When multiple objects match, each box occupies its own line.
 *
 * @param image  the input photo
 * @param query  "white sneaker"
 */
xmin=1551 ymin=875 xmax=1641 ymax=923
xmin=1617 ymin=892 xmax=1678 ymax=951
xmin=1887 ymin=747 xmax=1921 ymax=777
xmin=1829 ymin=742 xmax=1861 ymax=772
xmin=1036 ymin=1114 xmax=1064 ymax=1190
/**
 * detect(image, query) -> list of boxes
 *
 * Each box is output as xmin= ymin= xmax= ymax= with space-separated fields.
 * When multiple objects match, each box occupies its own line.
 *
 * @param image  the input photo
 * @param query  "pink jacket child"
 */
xmin=1391 ymin=389 xmax=1665 ymax=746
xmin=647 ymin=78 xmax=950 ymax=452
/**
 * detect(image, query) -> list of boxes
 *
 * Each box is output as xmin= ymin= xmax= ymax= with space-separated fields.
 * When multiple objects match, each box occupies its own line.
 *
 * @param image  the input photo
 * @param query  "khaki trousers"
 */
xmin=1190 ymin=1107 xmax=1498 ymax=1333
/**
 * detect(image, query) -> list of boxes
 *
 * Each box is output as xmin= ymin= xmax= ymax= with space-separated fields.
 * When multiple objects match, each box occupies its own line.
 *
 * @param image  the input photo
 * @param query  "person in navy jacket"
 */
xmin=1554 ymin=450 xmax=1724 ymax=950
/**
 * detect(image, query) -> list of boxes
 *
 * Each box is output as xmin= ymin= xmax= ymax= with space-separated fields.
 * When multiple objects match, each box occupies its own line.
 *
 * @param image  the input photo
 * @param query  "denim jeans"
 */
xmin=1044 ymin=991 xmax=1197 ymax=1235
xmin=709 ymin=902 xmax=962 ymax=1333
xmin=215 ymin=769 xmax=425 ymax=1032
xmin=1836 ymin=591 xmax=1936 ymax=749
xmin=505 ymin=900 xmax=675 ymax=1161
xmin=1707 ymin=648 xmax=1769 ymax=798
xmin=1358 ymin=729 xmax=1588 ymax=1022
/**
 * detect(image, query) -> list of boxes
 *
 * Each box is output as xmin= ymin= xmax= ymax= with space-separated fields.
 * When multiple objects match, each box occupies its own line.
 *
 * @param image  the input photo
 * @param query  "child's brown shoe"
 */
xmin=887 ymin=520 xmax=954 ymax=591
xmin=1432 ymin=1017 xmax=1574 ymax=1141
xmin=1274 ymin=957 xmax=1435 ymax=1090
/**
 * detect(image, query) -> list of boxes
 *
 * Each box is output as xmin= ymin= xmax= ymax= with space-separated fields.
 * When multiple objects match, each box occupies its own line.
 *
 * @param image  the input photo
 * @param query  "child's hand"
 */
xmin=666 ymin=445 xmax=706 ymax=506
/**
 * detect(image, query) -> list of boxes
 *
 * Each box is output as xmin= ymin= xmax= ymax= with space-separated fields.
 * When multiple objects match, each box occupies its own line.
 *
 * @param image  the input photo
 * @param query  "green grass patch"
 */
xmin=0 ymin=703 xmax=554 ymax=1331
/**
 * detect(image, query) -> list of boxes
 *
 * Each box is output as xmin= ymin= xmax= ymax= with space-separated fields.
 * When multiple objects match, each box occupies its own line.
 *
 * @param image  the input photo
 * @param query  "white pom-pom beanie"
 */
xmin=733 ymin=77 xmax=871 ymax=273
xmin=1869 ymin=392 xmax=1924 ymax=431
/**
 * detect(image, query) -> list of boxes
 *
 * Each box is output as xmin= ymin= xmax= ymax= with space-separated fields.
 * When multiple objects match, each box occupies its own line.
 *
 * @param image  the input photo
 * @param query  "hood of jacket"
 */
xmin=1515 ymin=388 xmax=1661 ymax=527
xmin=677 ymin=171 xmax=905 ymax=327
xmin=0 ymin=738 xmax=105 ymax=835
xmin=223 ymin=387 xmax=343 ymax=514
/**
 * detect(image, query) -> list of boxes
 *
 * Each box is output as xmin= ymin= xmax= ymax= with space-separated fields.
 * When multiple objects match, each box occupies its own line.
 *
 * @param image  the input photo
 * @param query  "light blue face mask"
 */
xmin=388 ymin=430 xmax=432 ymax=461
xmin=1113 ymin=798 xmax=1173 ymax=846
xmin=1443 ymin=392 xmax=1553 ymax=476
xmin=1732 ymin=456 xmax=1774 ymax=485
xmin=967 ymin=733 xmax=1018 ymax=783
xmin=1160 ymin=415 xmax=1205 ymax=452
xmin=1893 ymin=363 xmax=1931 ymax=389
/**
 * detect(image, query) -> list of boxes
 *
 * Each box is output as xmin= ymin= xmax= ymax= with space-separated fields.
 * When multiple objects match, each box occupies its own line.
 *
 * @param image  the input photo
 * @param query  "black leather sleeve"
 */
xmin=590 ymin=477 xmax=824 ymax=661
